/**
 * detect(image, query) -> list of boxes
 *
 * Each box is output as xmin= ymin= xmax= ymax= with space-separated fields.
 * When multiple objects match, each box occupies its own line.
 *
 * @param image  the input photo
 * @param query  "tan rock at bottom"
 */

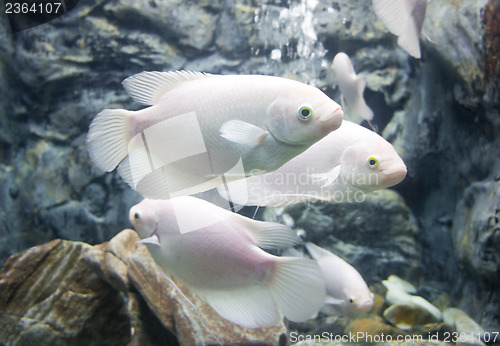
xmin=0 ymin=239 xmax=131 ymax=345
xmin=383 ymin=302 xmax=441 ymax=330
xmin=345 ymin=318 xmax=407 ymax=342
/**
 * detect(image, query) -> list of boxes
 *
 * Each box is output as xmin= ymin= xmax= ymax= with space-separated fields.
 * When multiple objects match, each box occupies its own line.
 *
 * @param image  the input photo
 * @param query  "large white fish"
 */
xmin=305 ymin=242 xmax=374 ymax=317
xmin=331 ymin=52 xmax=373 ymax=122
xmin=372 ymin=0 xmax=427 ymax=58
xmin=129 ymin=197 xmax=326 ymax=328
xmin=87 ymin=71 xmax=343 ymax=199
xmin=217 ymin=121 xmax=407 ymax=207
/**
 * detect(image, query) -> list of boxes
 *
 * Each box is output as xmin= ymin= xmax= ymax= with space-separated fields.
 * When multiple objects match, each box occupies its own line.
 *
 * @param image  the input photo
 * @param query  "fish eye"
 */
xmin=298 ymin=106 xmax=313 ymax=121
xmin=368 ymin=157 xmax=378 ymax=168
xmin=349 ymin=297 xmax=355 ymax=304
xmin=134 ymin=212 xmax=140 ymax=221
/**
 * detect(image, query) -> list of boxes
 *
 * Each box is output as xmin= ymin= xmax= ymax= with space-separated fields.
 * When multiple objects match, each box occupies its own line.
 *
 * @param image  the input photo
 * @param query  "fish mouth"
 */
xmin=137 ymin=223 xmax=161 ymax=246
xmin=381 ymin=165 xmax=407 ymax=186
xmin=382 ymin=165 xmax=407 ymax=176
xmin=319 ymin=107 xmax=344 ymax=122
xmin=358 ymin=298 xmax=374 ymax=312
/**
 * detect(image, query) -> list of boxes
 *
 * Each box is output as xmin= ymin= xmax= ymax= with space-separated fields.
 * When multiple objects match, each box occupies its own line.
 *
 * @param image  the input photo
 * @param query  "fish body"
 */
xmin=373 ymin=0 xmax=427 ymax=58
xmin=129 ymin=197 xmax=326 ymax=328
xmin=305 ymin=242 xmax=374 ymax=316
xmin=218 ymin=121 xmax=407 ymax=207
xmin=87 ymin=71 xmax=343 ymax=199
xmin=332 ymin=52 xmax=373 ymax=122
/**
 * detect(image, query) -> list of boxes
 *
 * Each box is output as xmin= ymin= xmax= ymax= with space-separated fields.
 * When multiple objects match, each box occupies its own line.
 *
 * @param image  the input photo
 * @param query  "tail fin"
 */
xmin=269 ymin=257 xmax=326 ymax=323
xmin=86 ymin=109 xmax=132 ymax=172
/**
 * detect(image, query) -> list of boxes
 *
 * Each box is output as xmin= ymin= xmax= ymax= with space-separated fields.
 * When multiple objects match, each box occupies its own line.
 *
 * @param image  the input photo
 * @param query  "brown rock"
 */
xmin=345 ymin=318 xmax=407 ymax=342
xmin=383 ymin=302 xmax=441 ymax=330
xmin=0 ymin=239 xmax=131 ymax=345
xmin=82 ymin=229 xmax=141 ymax=292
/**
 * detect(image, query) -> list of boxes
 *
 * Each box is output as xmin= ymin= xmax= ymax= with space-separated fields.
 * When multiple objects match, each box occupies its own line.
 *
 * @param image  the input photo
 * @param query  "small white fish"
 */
xmin=129 ymin=197 xmax=326 ymax=328
xmin=305 ymin=242 xmax=374 ymax=316
xmin=87 ymin=71 xmax=343 ymax=200
xmin=217 ymin=121 xmax=407 ymax=207
xmin=331 ymin=52 xmax=373 ymax=122
xmin=372 ymin=0 xmax=427 ymax=58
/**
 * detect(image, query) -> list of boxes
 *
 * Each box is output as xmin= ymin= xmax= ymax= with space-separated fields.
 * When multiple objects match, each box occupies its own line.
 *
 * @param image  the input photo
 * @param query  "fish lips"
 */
xmin=318 ymin=107 xmax=344 ymax=126
xmin=381 ymin=164 xmax=407 ymax=186
xmin=137 ymin=224 xmax=161 ymax=246
xmin=357 ymin=296 xmax=375 ymax=312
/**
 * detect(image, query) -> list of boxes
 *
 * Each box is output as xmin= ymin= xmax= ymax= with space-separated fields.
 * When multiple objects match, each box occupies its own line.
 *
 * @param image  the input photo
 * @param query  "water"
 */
xmin=0 ymin=0 xmax=499 ymax=344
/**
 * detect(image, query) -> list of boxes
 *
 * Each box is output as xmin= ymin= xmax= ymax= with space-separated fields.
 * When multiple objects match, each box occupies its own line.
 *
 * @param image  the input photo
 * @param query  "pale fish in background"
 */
xmin=305 ymin=242 xmax=374 ymax=316
xmin=382 ymin=275 xmax=442 ymax=321
xmin=87 ymin=71 xmax=343 ymax=200
xmin=372 ymin=0 xmax=427 ymax=59
xmin=129 ymin=197 xmax=326 ymax=328
xmin=331 ymin=52 xmax=373 ymax=123
xmin=217 ymin=121 xmax=407 ymax=207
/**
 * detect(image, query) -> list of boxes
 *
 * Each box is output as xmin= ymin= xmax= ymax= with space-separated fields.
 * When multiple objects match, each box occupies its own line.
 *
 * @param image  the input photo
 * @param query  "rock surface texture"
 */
xmin=0 ymin=0 xmax=498 ymax=339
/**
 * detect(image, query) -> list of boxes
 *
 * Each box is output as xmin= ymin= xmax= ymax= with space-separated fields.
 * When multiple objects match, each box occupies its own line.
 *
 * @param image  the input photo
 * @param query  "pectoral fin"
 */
xmin=220 ymin=120 xmax=268 ymax=147
xmin=311 ymin=165 xmax=341 ymax=187
xmin=325 ymin=296 xmax=345 ymax=306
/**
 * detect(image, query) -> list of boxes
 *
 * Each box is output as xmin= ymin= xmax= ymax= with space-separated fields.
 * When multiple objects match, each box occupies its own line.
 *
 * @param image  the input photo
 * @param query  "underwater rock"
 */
xmin=452 ymin=182 xmax=500 ymax=284
xmin=0 ymin=239 xmax=132 ymax=345
xmin=266 ymin=189 xmax=421 ymax=285
xmin=383 ymin=303 xmax=441 ymax=330
xmin=422 ymin=0 xmax=489 ymax=107
xmin=382 ymin=275 xmax=442 ymax=326
xmin=0 ymin=229 xmax=287 ymax=345
xmin=344 ymin=318 xmax=407 ymax=341
xmin=443 ymin=308 xmax=487 ymax=346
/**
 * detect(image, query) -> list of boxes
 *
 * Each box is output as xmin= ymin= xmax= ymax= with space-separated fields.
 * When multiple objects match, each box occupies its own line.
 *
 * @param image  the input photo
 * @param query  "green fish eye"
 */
xmin=134 ymin=212 xmax=140 ymax=221
xmin=368 ymin=157 xmax=378 ymax=168
xmin=298 ymin=106 xmax=313 ymax=121
xmin=349 ymin=297 xmax=355 ymax=304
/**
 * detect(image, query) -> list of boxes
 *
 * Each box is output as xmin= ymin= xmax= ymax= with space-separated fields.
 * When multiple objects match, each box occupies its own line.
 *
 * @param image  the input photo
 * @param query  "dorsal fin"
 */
xmin=305 ymin=242 xmax=332 ymax=260
xmin=122 ymin=70 xmax=214 ymax=105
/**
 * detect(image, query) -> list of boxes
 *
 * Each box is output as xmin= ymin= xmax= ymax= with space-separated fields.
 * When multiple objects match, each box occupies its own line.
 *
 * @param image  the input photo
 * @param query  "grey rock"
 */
xmin=422 ymin=0 xmax=489 ymax=108
xmin=452 ymin=182 xmax=500 ymax=283
xmin=443 ymin=308 xmax=487 ymax=346
xmin=215 ymin=4 xmax=255 ymax=57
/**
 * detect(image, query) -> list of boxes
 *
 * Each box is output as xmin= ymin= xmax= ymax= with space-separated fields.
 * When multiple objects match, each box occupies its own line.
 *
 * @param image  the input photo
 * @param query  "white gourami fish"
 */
xmin=305 ymin=242 xmax=374 ymax=317
xmin=372 ymin=0 xmax=427 ymax=59
xmin=218 ymin=121 xmax=407 ymax=207
xmin=331 ymin=52 xmax=373 ymax=122
xmin=129 ymin=197 xmax=326 ymax=328
xmin=87 ymin=71 xmax=343 ymax=199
